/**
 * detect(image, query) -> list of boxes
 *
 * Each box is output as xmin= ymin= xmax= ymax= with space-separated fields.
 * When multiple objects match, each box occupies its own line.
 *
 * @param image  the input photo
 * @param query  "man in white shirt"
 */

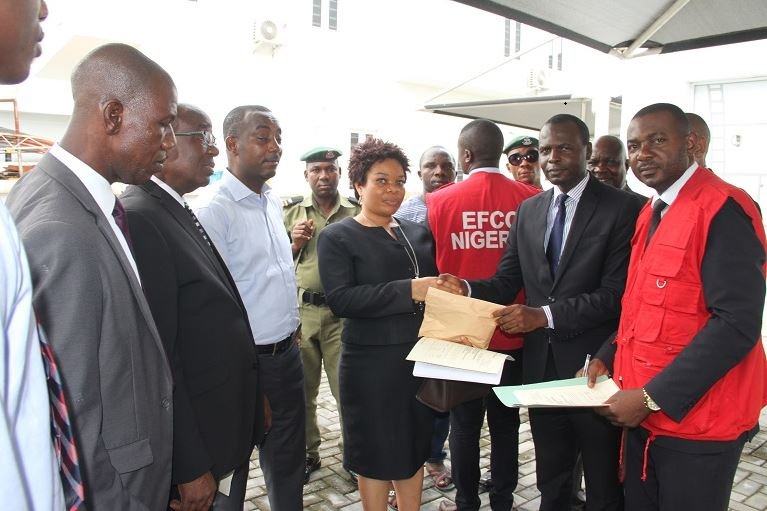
xmin=0 ymin=0 xmax=63 ymax=509
xmin=195 ymin=105 xmax=304 ymax=511
xmin=7 ymin=43 xmax=177 ymax=510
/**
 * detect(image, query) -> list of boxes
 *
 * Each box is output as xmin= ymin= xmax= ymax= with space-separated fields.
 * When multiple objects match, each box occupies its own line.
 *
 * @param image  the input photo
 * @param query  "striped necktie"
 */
xmin=38 ymin=323 xmax=85 ymax=511
xmin=546 ymin=193 xmax=568 ymax=276
xmin=184 ymin=202 xmax=212 ymax=248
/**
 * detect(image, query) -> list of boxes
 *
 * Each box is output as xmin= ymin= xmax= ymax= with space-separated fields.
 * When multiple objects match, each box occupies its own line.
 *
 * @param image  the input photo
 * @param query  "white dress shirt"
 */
xmin=0 ymin=202 xmax=65 ymax=510
xmin=48 ymin=144 xmax=141 ymax=282
xmin=194 ymin=169 xmax=299 ymax=344
xmin=654 ymin=162 xmax=699 ymax=215
xmin=150 ymin=175 xmax=185 ymax=206
xmin=542 ymin=173 xmax=590 ymax=328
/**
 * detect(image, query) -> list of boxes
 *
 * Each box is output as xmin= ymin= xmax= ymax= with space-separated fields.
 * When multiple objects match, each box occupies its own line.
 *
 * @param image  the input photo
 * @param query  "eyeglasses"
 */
xmin=175 ymin=130 xmax=217 ymax=148
xmin=508 ymin=150 xmax=539 ymax=166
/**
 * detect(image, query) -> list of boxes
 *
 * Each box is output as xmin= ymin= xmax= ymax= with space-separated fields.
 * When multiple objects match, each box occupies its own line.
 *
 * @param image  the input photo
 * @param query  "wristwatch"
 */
xmin=642 ymin=387 xmax=661 ymax=412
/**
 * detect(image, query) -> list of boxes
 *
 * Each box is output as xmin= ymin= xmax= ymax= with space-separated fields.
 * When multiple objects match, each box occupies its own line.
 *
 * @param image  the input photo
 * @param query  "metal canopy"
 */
xmin=451 ymin=0 xmax=767 ymax=58
xmin=425 ymin=95 xmax=593 ymax=131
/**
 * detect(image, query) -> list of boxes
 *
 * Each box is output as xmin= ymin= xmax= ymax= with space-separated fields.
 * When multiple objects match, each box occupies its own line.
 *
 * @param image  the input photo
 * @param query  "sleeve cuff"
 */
xmin=542 ymin=305 xmax=554 ymax=329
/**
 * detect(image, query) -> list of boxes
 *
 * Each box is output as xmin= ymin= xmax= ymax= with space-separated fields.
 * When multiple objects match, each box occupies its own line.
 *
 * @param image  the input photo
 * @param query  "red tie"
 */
xmin=38 ymin=322 xmax=86 ymax=510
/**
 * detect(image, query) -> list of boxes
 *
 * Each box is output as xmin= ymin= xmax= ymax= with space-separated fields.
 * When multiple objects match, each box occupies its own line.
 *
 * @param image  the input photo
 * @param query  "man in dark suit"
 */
xmin=439 ymin=114 xmax=643 ymax=511
xmin=6 ymin=43 xmax=176 ymax=510
xmin=121 ymin=104 xmax=266 ymax=511
xmin=589 ymin=135 xmax=648 ymax=203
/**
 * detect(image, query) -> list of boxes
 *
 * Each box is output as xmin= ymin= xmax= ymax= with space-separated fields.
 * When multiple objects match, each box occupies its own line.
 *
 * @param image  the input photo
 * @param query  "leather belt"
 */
xmin=301 ymin=289 xmax=326 ymax=306
xmin=255 ymin=331 xmax=296 ymax=355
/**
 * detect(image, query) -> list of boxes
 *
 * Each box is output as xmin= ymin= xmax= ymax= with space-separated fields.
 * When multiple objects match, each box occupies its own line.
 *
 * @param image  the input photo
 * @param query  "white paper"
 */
xmin=218 ymin=470 xmax=234 ymax=497
xmin=494 ymin=376 xmax=620 ymax=408
xmin=413 ymin=360 xmax=505 ymax=385
xmin=407 ymin=337 xmax=512 ymax=374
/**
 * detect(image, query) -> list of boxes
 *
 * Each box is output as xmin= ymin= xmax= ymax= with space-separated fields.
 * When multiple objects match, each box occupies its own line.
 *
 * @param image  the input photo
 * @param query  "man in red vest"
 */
xmin=590 ymin=102 xmax=767 ymax=510
xmin=428 ymin=119 xmax=538 ymax=511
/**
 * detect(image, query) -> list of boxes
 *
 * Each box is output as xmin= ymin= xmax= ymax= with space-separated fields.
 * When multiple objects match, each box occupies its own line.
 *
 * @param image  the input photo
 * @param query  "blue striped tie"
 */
xmin=546 ymin=193 xmax=568 ymax=276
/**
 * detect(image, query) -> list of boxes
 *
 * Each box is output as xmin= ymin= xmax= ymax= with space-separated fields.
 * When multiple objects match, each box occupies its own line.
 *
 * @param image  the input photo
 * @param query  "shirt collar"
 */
xmin=150 ymin=175 xmax=185 ymax=206
xmin=49 ymin=144 xmax=116 ymax=219
xmin=467 ymin=166 xmax=501 ymax=178
xmin=220 ymin=167 xmax=270 ymax=201
xmin=552 ymin=172 xmax=590 ymax=202
xmin=655 ymin=162 xmax=699 ymax=208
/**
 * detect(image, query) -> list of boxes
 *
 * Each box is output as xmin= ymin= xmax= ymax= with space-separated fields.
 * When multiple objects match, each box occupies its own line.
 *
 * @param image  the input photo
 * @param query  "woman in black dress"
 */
xmin=318 ymin=139 xmax=440 ymax=511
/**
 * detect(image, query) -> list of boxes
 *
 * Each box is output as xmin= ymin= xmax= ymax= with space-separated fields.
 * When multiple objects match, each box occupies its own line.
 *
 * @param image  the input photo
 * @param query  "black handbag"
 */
xmin=416 ymin=377 xmax=493 ymax=413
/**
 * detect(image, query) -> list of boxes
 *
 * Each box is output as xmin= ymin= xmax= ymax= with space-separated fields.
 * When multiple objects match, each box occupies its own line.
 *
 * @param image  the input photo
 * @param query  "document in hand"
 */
xmin=493 ymin=375 xmax=620 ymax=408
xmin=407 ymin=337 xmax=512 ymax=385
xmin=418 ymin=288 xmax=504 ymax=349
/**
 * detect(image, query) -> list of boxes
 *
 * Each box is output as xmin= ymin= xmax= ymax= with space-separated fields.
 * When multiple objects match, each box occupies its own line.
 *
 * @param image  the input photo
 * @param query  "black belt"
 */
xmin=255 ymin=331 xmax=296 ymax=355
xmin=301 ymin=289 xmax=326 ymax=306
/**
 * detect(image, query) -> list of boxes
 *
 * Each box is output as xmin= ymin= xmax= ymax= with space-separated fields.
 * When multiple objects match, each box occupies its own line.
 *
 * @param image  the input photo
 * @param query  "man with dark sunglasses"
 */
xmin=504 ymin=136 xmax=542 ymax=189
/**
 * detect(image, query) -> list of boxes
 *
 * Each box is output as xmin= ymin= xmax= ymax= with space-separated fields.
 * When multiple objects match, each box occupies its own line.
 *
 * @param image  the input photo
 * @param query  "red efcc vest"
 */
xmin=427 ymin=170 xmax=540 ymax=350
xmin=614 ymin=167 xmax=767 ymax=441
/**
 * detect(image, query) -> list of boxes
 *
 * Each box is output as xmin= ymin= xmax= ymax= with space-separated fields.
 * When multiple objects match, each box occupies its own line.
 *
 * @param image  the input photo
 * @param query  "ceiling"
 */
xmin=426 ymin=0 xmax=767 ymax=131
xmin=450 ymin=0 xmax=767 ymax=58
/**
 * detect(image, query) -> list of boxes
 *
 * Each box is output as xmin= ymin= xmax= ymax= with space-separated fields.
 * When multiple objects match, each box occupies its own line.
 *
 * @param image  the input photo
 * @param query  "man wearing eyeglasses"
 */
xmin=282 ymin=147 xmax=360 ymax=485
xmin=504 ymin=136 xmax=543 ymax=189
xmin=122 ymin=104 xmax=266 ymax=511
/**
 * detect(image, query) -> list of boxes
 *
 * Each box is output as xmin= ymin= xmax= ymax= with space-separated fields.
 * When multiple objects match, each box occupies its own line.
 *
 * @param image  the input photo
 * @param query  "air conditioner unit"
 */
xmin=528 ymin=68 xmax=552 ymax=90
xmin=253 ymin=19 xmax=286 ymax=50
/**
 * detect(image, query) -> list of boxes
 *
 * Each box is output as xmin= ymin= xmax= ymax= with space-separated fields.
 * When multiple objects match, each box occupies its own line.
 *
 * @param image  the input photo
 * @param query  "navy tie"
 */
xmin=646 ymin=199 xmax=668 ymax=246
xmin=546 ymin=193 xmax=568 ymax=276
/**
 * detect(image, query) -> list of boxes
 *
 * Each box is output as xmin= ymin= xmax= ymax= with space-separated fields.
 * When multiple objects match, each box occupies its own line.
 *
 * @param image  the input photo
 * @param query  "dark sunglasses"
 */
xmin=508 ymin=150 xmax=539 ymax=166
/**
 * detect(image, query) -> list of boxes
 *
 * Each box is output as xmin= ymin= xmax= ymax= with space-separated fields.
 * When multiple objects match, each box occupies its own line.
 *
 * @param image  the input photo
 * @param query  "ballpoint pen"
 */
xmin=583 ymin=354 xmax=591 ymax=382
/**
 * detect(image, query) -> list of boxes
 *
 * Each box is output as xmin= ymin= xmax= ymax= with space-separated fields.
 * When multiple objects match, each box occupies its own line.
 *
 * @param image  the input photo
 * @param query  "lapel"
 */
xmin=553 ymin=176 xmax=599 ymax=287
xmin=142 ymin=180 xmax=242 ymax=304
xmin=530 ymin=189 xmax=555 ymax=289
xmin=39 ymin=155 xmax=172 ymax=379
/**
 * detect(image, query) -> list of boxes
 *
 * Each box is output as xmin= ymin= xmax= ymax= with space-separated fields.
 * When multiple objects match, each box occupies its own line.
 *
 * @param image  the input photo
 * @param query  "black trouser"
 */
xmin=449 ymin=349 xmax=522 ymax=511
xmin=624 ymin=426 xmax=746 ymax=511
xmin=528 ymin=350 xmax=623 ymax=511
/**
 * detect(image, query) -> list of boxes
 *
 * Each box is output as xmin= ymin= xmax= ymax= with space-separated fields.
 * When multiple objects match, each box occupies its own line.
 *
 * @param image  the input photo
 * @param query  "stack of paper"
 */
xmin=407 ymin=337 xmax=512 ymax=384
xmin=493 ymin=376 xmax=620 ymax=408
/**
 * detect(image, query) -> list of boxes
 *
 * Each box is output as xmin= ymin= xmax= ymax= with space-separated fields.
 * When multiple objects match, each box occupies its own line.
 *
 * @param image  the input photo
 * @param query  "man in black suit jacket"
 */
xmin=440 ymin=114 xmax=643 ymax=511
xmin=121 ymin=104 xmax=265 ymax=511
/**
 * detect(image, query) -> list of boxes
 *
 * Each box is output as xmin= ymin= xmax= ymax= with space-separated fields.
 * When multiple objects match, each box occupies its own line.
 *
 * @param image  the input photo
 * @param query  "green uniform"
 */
xmin=283 ymin=193 xmax=359 ymax=459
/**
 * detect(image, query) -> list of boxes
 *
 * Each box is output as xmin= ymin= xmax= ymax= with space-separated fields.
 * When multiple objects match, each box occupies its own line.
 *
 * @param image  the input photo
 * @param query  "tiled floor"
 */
xmin=244 ymin=373 xmax=767 ymax=510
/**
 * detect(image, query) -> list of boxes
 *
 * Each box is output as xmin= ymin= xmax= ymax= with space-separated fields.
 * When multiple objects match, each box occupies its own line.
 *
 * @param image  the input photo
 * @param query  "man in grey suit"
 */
xmin=6 ymin=43 xmax=178 ymax=510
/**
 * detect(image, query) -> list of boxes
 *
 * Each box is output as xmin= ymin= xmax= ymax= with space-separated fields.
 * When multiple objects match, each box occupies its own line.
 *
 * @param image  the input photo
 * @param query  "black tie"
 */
xmin=546 ymin=193 xmax=568 ymax=276
xmin=646 ymin=199 xmax=667 ymax=246
xmin=184 ymin=202 xmax=213 ymax=248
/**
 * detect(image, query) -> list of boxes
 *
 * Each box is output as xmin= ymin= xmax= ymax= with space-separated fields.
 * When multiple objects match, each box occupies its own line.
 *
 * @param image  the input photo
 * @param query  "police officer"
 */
xmin=283 ymin=146 xmax=360 ymax=484
xmin=504 ymin=135 xmax=542 ymax=189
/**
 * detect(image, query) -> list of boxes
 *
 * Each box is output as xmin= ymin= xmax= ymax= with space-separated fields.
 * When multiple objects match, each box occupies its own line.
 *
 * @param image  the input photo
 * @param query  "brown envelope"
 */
xmin=418 ymin=287 xmax=503 ymax=349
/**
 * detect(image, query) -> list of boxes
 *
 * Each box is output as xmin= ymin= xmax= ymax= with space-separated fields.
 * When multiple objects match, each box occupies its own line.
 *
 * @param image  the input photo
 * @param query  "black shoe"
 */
xmin=304 ymin=457 xmax=321 ymax=484
xmin=478 ymin=470 xmax=493 ymax=492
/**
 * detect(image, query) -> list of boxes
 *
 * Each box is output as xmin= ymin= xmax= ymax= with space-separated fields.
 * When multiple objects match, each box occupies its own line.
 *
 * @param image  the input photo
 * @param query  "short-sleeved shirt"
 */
xmin=283 ymin=193 xmax=360 ymax=292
